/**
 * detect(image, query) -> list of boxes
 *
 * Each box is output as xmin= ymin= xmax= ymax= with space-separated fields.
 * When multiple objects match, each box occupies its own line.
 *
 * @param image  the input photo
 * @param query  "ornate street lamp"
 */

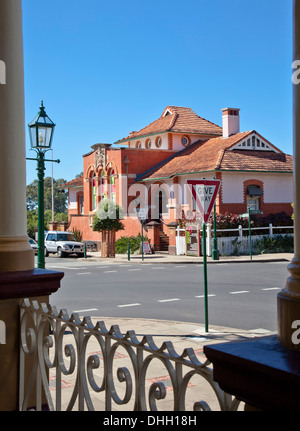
xmin=27 ymin=101 xmax=60 ymax=269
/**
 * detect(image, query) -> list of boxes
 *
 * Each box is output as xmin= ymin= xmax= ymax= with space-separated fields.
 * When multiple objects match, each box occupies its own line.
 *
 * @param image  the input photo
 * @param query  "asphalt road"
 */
xmin=46 ymin=256 xmax=289 ymax=332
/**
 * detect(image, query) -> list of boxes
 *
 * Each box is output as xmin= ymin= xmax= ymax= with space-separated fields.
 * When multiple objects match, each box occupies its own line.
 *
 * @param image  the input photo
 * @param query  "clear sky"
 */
xmin=22 ymin=0 xmax=293 ymax=185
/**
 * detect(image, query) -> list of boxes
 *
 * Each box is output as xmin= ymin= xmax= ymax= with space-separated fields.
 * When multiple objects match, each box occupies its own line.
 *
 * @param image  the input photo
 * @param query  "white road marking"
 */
xmin=117 ymin=303 xmax=141 ymax=308
xmin=229 ymin=290 xmax=249 ymax=295
xmin=195 ymin=294 xmax=216 ymax=298
xmin=48 ymin=265 xmax=84 ymax=270
xmin=77 ymin=272 xmax=92 ymax=275
xmin=158 ymin=298 xmax=180 ymax=303
xmin=104 ymin=270 xmax=117 ymax=273
xmin=73 ymin=308 xmax=98 ymax=313
xmin=128 ymin=268 xmax=142 ymax=271
xmin=262 ymin=287 xmax=281 ymax=291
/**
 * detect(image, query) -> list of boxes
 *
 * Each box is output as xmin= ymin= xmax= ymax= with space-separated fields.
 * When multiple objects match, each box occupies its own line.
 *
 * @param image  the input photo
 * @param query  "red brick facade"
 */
xmin=62 ymin=106 xmax=294 ymax=252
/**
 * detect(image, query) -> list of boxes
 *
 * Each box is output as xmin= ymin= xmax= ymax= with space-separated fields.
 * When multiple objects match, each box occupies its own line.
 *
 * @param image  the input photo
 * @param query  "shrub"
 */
xmin=115 ymin=234 xmax=148 ymax=254
xmin=254 ymin=235 xmax=294 ymax=254
xmin=72 ymin=227 xmax=83 ymax=242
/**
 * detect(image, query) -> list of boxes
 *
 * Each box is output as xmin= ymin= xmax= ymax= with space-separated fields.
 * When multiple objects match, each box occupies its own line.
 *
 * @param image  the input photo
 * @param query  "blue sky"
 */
xmin=23 ymin=0 xmax=293 ymax=185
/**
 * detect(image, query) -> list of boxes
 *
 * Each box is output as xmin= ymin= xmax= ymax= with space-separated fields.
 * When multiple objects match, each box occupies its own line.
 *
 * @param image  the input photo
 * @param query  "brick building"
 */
xmin=62 ymin=106 xmax=294 ymax=252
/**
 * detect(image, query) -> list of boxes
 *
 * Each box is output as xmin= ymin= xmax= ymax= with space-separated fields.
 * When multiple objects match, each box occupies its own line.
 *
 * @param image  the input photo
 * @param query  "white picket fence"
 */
xmin=214 ymin=224 xmax=293 ymax=256
xmin=176 ymin=224 xmax=294 ymax=256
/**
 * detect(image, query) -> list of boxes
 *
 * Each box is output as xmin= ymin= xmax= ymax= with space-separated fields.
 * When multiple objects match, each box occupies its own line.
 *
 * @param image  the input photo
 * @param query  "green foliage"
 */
xmin=26 ymin=177 xmax=68 ymax=213
xmin=72 ymin=227 xmax=83 ymax=242
xmin=92 ymin=198 xmax=124 ymax=233
xmin=27 ymin=210 xmax=68 ymax=239
xmin=214 ymin=212 xmax=250 ymax=236
xmin=254 ymin=235 xmax=294 ymax=254
xmin=115 ymin=234 xmax=147 ymax=254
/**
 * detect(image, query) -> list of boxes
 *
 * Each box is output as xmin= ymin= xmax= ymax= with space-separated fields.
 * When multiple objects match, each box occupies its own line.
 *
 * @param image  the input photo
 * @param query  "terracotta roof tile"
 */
xmin=138 ymin=131 xmax=293 ymax=180
xmin=221 ymin=150 xmax=293 ymax=172
xmin=116 ymin=106 xmax=222 ymax=143
xmin=60 ymin=176 xmax=83 ymax=188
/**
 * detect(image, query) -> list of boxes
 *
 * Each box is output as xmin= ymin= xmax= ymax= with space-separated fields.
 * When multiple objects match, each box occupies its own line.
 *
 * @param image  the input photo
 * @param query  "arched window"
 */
xmin=91 ymin=173 xmax=97 ymax=211
xmin=110 ymin=170 xmax=116 ymax=203
xmin=101 ymin=170 xmax=106 ymax=200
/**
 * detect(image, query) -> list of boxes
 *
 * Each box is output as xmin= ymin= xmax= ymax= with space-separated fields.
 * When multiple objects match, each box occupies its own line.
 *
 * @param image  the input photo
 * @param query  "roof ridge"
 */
xmin=215 ymin=148 xmax=226 ymax=170
xmin=168 ymin=112 xmax=178 ymax=130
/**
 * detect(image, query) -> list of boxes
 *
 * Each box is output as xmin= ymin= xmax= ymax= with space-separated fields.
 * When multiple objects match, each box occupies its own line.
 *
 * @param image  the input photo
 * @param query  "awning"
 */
xmin=247 ymin=185 xmax=263 ymax=196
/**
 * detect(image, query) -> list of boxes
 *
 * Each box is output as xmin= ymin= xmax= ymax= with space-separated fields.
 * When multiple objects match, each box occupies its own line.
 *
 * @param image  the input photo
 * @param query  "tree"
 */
xmin=92 ymin=198 xmax=124 ymax=257
xmin=27 ymin=209 xmax=68 ymax=239
xmin=26 ymin=177 xmax=68 ymax=213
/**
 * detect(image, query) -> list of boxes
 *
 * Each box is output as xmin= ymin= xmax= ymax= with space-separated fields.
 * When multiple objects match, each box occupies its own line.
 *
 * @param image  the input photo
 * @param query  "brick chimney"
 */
xmin=222 ymin=108 xmax=240 ymax=138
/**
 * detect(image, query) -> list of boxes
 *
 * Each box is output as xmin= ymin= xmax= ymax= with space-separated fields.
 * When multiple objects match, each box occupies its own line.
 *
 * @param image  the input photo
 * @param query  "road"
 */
xmin=45 ymin=256 xmax=290 ymax=332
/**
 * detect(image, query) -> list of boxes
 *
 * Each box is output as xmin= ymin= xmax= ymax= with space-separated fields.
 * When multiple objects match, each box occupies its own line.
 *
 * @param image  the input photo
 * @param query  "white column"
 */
xmin=0 ymin=0 xmax=34 ymax=272
xmin=278 ymin=0 xmax=300 ymax=351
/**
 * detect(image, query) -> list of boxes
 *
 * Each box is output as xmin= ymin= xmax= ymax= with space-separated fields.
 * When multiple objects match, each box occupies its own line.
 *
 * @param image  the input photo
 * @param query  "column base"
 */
xmin=0 ymin=236 xmax=34 ymax=272
xmin=277 ymin=255 xmax=300 ymax=352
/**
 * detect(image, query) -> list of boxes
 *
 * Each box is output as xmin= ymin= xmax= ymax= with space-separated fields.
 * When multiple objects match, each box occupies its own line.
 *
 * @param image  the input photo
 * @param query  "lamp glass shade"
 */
xmin=28 ymin=102 xmax=55 ymax=150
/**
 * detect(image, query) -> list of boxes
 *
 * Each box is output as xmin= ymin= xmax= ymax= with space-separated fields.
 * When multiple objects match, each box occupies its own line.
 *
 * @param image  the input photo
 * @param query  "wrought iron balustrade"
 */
xmin=19 ymin=298 xmax=241 ymax=411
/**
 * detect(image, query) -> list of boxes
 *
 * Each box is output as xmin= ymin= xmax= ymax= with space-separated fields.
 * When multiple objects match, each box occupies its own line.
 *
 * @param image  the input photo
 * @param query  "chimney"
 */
xmin=222 ymin=108 xmax=240 ymax=138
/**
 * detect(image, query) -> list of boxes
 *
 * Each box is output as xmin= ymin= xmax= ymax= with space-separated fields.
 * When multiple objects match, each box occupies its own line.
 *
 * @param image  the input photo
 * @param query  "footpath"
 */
xmin=84 ymin=250 xmax=293 ymax=265
xmin=52 ymin=252 xmax=292 ymax=411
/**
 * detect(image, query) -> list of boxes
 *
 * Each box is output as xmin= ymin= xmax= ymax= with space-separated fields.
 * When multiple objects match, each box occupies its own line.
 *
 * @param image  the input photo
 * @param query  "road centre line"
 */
xmin=157 ymin=298 xmax=180 ymax=303
xmin=48 ymin=265 xmax=84 ymax=270
xmin=128 ymin=268 xmax=142 ymax=271
xmin=195 ymin=294 xmax=216 ymax=298
xmin=117 ymin=303 xmax=141 ymax=308
xmin=77 ymin=272 xmax=92 ymax=275
xmin=103 ymin=270 xmax=118 ymax=273
xmin=229 ymin=290 xmax=250 ymax=294
xmin=262 ymin=287 xmax=281 ymax=291
xmin=73 ymin=308 xmax=98 ymax=313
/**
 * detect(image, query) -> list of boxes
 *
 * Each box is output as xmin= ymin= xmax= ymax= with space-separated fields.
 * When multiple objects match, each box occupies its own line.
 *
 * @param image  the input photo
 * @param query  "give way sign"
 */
xmin=187 ymin=179 xmax=221 ymax=223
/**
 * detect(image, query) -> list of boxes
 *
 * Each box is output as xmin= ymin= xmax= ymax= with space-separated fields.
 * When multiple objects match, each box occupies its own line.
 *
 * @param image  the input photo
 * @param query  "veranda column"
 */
xmin=278 ymin=0 xmax=300 ymax=351
xmin=0 ymin=0 xmax=34 ymax=272
xmin=0 ymin=0 xmax=63 ymax=411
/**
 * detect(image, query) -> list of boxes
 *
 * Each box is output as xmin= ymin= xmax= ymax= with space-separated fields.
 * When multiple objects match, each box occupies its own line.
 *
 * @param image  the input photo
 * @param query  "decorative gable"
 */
xmin=229 ymin=132 xmax=280 ymax=153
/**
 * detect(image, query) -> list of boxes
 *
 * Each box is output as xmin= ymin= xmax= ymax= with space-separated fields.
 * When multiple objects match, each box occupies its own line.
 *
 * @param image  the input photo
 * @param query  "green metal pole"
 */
xmin=141 ymin=221 xmax=144 ymax=261
xmin=212 ymin=204 xmax=219 ymax=260
xmin=128 ymin=241 xmax=130 ymax=261
xmin=203 ymin=222 xmax=209 ymax=332
xmin=248 ymin=207 xmax=252 ymax=260
xmin=37 ymin=151 xmax=45 ymax=269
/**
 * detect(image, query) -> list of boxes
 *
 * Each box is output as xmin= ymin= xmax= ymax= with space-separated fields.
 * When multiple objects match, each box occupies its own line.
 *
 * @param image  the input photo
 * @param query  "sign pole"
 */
xmin=186 ymin=179 xmax=221 ymax=332
xmin=141 ymin=220 xmax=144 ymax=261
xmin=202 ymin=222 xmax=209 ymax=332
xmin=248 ymin=207 xmax=252 ymax=260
